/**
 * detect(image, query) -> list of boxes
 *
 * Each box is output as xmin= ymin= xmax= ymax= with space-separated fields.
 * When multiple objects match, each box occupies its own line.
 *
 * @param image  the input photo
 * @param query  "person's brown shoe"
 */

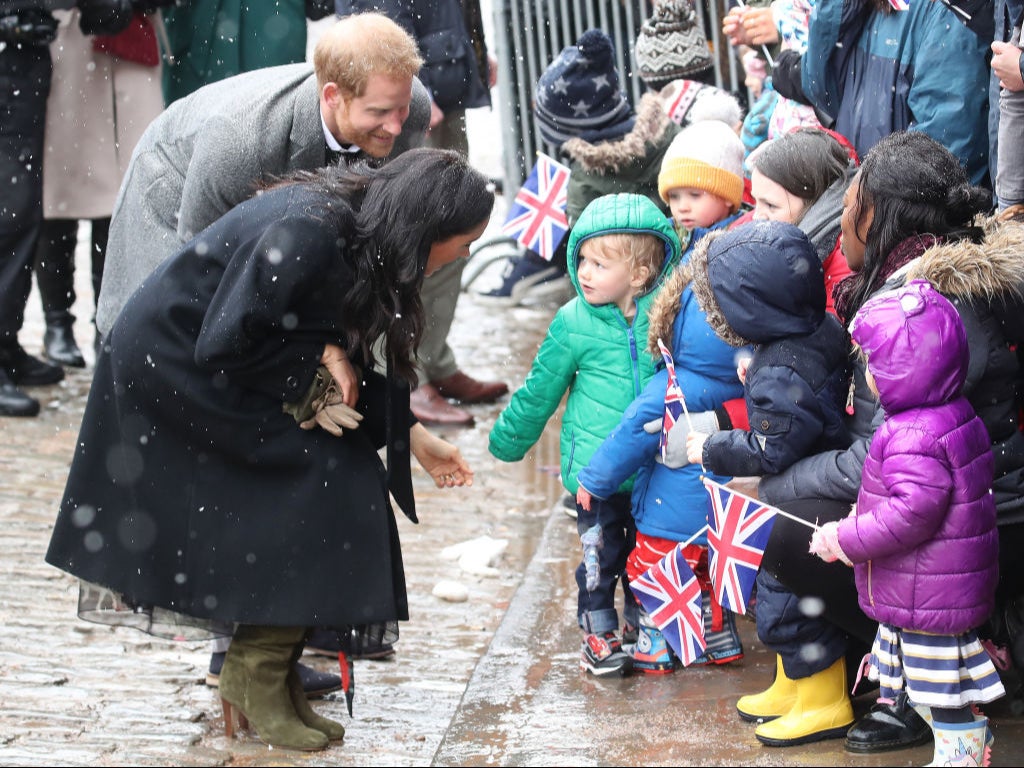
xmin=430 ymin=370 xmax=509 ymax=404
xmin=410 ymin=384 xmax=475 ymax=426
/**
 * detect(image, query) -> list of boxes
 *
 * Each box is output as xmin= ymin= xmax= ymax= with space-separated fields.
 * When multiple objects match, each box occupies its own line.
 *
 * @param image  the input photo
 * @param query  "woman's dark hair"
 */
xmin=750 ymin=128 xmax=850 ymax=222
xmin=300 ymin=149 xmax=494 ymax=384
xmin=843 ymin=131 xmax=990 ymax=317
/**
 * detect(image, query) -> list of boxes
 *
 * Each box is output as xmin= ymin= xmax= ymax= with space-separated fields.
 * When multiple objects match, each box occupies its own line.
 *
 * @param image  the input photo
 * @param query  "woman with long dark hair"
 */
xmin=750 ymin=132 xmax=1024 ymax=754
xmin=44 ymin=148 xmax=495 ymax=752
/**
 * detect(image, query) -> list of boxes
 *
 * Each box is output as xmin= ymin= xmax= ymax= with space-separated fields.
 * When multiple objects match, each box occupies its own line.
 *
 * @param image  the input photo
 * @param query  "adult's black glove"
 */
xmin=77 ymin=0 xmax=132 ymax=36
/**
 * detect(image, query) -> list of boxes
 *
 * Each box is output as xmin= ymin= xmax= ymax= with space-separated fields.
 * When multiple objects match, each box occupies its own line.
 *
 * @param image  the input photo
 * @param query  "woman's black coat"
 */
xmin=46 ymin=182 xmax=410 ymax=629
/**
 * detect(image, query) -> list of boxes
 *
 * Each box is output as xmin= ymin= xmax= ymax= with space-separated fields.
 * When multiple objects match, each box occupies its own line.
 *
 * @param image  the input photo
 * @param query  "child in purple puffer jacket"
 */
xmin=810 ymin=279 xmax=1004 ymax=767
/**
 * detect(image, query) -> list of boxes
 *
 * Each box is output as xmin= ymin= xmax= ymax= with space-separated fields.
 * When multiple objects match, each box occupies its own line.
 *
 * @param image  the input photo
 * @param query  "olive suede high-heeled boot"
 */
xmin=287 ymin=639 xmax=346 ymax=741
xmin=219 ymin=625 xmax=328 ymax=751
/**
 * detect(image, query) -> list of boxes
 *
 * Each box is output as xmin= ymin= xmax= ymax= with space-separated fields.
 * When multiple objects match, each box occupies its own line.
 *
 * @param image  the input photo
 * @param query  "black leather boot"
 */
xmin=43 ymin=311 xmax=85 ymax=367
xmin=0 ymin=368 xmax=40 ymax=417
xmin=0 ymin=342 xmax=64 ymax=386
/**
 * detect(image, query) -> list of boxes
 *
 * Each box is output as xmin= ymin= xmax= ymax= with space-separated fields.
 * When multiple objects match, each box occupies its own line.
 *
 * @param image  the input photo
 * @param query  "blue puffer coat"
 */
xmin=576 ymin=215 xmax=745 ymax=543
xmin=691 ymin=221 xmax=850 ymax=477
xmin=839 ymin=280 xmax=998 ymax=634
xmin=801 ymin=0 xmax=990 ymax=184
xmin=488 ymin=194 xmax=681 ymax=494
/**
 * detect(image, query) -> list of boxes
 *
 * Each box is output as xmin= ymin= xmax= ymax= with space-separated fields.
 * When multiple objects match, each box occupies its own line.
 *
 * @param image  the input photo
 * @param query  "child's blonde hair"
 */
xmin=584 ymin=232 xmax=666 ymax=292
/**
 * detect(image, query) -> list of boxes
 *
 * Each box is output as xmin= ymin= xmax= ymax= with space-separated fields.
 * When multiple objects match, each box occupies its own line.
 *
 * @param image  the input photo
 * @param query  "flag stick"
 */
xmin=703 ymin=477 xmax=821 ymax=530
xmin=678 ymin=525 xmax=709 ymax=549
xmin=679 ymin=384 xmax=694 ymax=432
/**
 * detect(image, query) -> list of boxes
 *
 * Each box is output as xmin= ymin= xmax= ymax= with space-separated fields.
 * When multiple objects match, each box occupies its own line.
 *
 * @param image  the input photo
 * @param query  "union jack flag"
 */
xmin=887 ymin=0 xmax=909 ymax=9
xmin=501 ymin=153 xmax=570 ymax=261
xmin=704 ymin=477 xmax=778 ymax=616
xmin=631 ymin=543 xmax=706 ymax=666
xmin=656 ymin=338 xmax=685 ymax=463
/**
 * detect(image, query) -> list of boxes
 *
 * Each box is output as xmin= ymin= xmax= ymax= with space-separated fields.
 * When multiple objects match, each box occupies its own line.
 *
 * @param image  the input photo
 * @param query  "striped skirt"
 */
xmin=868 ymin=623 xmax=1006 ymax=709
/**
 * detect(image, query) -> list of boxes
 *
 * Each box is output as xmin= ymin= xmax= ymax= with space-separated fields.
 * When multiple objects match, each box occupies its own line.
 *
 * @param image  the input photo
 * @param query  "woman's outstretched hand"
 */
xmin=321 ymin=343 xmax=359 ymax=407
xmin=410 ymin=423 xmax=474 ymax=488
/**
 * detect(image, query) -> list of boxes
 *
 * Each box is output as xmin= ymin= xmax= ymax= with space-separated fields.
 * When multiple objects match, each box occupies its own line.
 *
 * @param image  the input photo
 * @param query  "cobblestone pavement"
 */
xmin=5 ymin=213 xmax=1024 ymax=767
xmin=0 ymin=207 xmax=562 ymax=766
xmin=4 ymin=26 xmax=1024 ymax=760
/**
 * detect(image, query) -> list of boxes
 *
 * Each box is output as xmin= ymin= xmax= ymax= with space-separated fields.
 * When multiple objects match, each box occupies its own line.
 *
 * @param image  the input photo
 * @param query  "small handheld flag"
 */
xmin=501 ymin=153 xmax=570 ymax=262
xmin=887 ymin=0 xmax=909 ymax=10
xmin=704 ymin=477 xmax=778 ymax=616
xmin=631 ymin=544 xmax=706 ymax=666
xmin=656 ymin=338 xmax=687 ymax=463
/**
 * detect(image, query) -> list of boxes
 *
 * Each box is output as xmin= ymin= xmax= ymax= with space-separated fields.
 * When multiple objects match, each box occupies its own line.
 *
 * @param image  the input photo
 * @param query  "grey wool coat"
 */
xmin=95 ymin=62 xmax=431 ymax=335
xmin=47 ymin=182 xmax=410 ymax=630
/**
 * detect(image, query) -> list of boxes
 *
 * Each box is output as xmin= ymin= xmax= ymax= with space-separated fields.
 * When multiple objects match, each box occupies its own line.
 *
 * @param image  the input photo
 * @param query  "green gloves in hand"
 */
xmin=283 ymin=366 xmax=363 ymax=437
xmin=642 ymin=409 xmax=720 ymax=468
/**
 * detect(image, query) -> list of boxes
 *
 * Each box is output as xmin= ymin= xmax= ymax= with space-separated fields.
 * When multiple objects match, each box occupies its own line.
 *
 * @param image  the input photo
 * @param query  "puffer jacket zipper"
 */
xmin=867 ymin=560 xmax=874 ymax=608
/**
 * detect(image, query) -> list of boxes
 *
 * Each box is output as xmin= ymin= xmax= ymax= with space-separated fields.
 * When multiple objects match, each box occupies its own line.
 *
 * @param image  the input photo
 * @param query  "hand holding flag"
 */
xmin=656 ymin=338 xmax=691 ymax=464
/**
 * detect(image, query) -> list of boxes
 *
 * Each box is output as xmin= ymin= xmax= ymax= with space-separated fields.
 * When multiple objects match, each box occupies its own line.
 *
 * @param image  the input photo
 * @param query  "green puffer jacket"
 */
xmin=488 ymin=193 xmax=681 ymax=494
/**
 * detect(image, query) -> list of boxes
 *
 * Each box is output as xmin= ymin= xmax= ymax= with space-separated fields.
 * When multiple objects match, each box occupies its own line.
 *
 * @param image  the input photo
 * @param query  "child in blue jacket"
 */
xmin=577 ymin=118 xmax=751 ymax=673
xmin=489 ymin=193 xmax=680 ymax=676
xmin=577 ymin=247 xmax=747 ymax=673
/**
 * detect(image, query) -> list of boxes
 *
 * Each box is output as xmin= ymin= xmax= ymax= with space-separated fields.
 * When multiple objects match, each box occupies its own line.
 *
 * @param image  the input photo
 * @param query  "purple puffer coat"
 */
xmin=838 ymin=279 xmax=998 ymax=635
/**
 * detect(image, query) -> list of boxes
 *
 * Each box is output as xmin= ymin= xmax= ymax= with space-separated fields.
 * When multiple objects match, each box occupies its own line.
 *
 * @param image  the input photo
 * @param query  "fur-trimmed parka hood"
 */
xmin=562 ymin=93 xmax=679 ymax=174
xmin=906 ymin=219 xmax=1024 ymax=304
xmin=647 ymin=259 xmax=693 ymax=357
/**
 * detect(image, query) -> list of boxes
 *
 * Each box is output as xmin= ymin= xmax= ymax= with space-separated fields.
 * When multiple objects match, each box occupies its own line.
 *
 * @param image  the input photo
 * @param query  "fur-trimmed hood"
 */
xmin=562 ymin=93 xmax=678 ymax=175
xmin=686 ymin=222 xmax=825 ymax=348
xmin=646 ymin=259 xmax=693 ymax=357
xmin=683 ymin=230 xmax=747 ymax=347
xmin=906 ymin=219 xmax=1024 ymax=304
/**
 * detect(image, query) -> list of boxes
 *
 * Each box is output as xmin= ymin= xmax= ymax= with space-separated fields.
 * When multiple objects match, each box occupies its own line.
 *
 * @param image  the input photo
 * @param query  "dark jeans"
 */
xmin=575 ymin=492 xmax=637 ymax=635
xmin=0 ymin=42 xmax=51 ymax=343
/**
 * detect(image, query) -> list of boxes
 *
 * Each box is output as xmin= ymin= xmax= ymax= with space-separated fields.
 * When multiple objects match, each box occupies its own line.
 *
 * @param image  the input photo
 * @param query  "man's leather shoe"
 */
xmin=0 ymin=370 xmax=40 ymax=417
xmin=845 ymin=692 xmax=932 ymax=753
xmin=410 ymin=384 xmax=474 ymax=426
xmin=1 ymin=344 xmax=64 ymax=386
xmin=430 ymin=370 xmax=508 ymax=404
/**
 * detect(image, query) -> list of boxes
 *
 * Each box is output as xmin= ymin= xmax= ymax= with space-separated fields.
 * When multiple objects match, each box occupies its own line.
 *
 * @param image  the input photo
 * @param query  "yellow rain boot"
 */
xmin=754 ymin=655 xmax=854 ymax=746
xmin=737 ymin=654 xmax=798 ymax=722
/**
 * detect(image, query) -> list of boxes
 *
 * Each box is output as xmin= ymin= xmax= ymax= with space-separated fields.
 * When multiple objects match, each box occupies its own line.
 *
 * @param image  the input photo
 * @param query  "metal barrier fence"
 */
xmin=491 ymin=0 xmax=745 ymax=191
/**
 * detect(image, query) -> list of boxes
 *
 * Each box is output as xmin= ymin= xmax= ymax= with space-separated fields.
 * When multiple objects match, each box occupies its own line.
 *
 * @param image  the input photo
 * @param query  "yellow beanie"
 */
xmin=658 ymin=120 xmax=745 ymax=209
xmin=658 ymin=158 xmax=744 ymax=209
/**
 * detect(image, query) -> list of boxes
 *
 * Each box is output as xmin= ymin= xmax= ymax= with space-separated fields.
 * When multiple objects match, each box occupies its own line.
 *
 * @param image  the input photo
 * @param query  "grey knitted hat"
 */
xmin=635 ymin=0 xmax=714 ymax=91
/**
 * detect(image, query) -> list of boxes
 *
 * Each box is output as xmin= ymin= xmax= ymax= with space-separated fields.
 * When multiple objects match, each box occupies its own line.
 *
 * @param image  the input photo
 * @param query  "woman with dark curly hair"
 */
xmin=45 ymin=148 xmax=494 ymax=752
xmin=749 ymin=131 xmax=1024 ymax=754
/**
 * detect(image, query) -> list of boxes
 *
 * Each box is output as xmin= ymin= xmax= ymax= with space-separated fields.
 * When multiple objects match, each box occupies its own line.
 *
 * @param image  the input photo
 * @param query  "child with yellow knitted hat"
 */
xmin=658 ymin=119 xmax=748 ymax=250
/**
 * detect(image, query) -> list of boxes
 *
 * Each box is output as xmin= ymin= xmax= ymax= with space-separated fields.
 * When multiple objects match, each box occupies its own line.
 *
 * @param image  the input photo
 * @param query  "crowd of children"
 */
xmin=487 ymin=1 xmax=1024 ymax=764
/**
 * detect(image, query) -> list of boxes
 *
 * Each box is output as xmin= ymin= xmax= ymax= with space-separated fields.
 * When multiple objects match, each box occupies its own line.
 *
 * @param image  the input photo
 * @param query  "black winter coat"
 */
xmin=45 ymin=183 xmax=410 ymax=629
xmin=760 ymin=225 xmax=1024 ymax=523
